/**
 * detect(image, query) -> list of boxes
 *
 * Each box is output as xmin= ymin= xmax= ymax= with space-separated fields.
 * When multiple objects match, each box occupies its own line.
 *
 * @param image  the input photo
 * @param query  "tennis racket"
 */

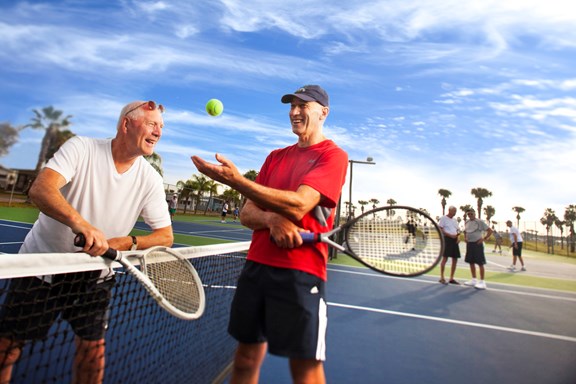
xmin=301 ymin=205 xmax=444 ymax=277
xmin=74 ymin=234 xmax=205 ymax=320
xmin=464 ymin=220 xmax=480 ymax=234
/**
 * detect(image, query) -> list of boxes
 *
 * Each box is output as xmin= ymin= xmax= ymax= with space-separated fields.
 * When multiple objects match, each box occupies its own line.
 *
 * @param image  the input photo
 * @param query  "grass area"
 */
xmin=328 ymin=253 xmax=576 ymax=293
xmin=0 ymin=205 xmax=41 ymax=222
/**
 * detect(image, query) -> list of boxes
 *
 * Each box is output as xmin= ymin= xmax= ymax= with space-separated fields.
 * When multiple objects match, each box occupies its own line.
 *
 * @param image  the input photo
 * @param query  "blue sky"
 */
xmin=1 ymin=0 xmax=575 ymax=226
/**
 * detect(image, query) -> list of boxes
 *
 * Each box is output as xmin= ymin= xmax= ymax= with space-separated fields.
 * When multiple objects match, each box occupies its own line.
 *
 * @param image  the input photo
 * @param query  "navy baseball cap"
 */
xmin=281 ymin=85 xmax=329 ymax=107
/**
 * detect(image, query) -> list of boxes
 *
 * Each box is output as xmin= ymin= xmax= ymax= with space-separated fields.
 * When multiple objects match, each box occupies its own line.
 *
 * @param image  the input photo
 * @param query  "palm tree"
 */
xmin=27 ymin=106 xmax=73 ymax=173
xmin=243 ymin=170 xmax=258 ymax=181
xmin=438 ymin=189 xmax=452 ymax=216
xmin=512 ymin=206 xmax=525 ymax=227
xmin=144 ymin=152 xmax=163 ymax=177
xmin=190 ymin=174 xmax=214 ymax=214
xmin=484 ymin=205 xmax=496 ymax=223
xmin=357 ymin=200 xmax=369 ymax=214
xmin=470 ymin=187 xmax=492 ymax=220
xmin=222 ymin=188 xmax=241 ymax=209
xmin=202 ymin=180 xmax=220 ymax=215
xmin=563 ymin=205 xmax=576 ymax=253
xmin=176 ymin=179 xmax=196 ymax=214
xmin=540 ymin=208 xmax=558 ymax=254
xmin=555 ymin=218 xmax=566 ymax=250
xmin=369 ymin=198 xmax=380 ymax=210
xmin=460 ymin=204 xmax=473 ymax=222
xmin=386 ymin=198 xmax=396 ymax=206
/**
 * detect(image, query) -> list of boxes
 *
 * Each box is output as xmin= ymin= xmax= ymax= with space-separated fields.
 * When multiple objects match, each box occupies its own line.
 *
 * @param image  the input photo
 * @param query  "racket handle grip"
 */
xmin=74 ymin=233 xmax=119 ymax=260
xmin=300 ymin=232 xmax=319 ymax=243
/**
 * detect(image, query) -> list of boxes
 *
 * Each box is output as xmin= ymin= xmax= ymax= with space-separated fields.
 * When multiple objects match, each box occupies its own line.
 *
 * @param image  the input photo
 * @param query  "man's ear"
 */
xmin=320 ymin=106 xmax=329 ymax=121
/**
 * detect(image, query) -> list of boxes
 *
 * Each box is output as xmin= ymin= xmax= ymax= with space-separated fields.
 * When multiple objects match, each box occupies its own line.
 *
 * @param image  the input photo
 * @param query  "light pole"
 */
xmin=347 ymin=157 xmax=376 ymax=219
xmin=329 ymin=156 xmax=376 ymax=260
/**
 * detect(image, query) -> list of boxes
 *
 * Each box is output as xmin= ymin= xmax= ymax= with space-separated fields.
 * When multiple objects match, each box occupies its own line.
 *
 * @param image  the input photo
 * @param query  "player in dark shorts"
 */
xmin=438 ymin=206 xmax=461 ymax=284
xmin=0 ymin=272 xmax=114 ymax=342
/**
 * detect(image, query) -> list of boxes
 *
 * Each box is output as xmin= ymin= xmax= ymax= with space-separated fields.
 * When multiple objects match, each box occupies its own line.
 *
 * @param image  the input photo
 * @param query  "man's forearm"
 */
xmin=232 ymin=177 xmax=318 ymax=222
xmin=30 ymin=183 xmax=87 ymax=232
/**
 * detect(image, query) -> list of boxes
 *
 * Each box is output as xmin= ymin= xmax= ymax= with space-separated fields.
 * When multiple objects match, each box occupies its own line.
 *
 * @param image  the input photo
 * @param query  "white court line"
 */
xmin=486 ymin=259 xmax=510 ymax=269
xmin=184 ymin=229 xmax=248 ymax=235
xmin=0 ymin=222 xmax=32 ymax=230
xmin=328 ymin=267 xmax=576 ymax=302
xmin=327 ymin=302 xmax=576 ymax=343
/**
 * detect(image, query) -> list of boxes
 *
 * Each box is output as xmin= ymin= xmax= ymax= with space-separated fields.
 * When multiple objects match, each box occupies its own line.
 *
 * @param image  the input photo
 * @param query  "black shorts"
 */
xmin=443 ymin=237 xmax=461 ymax=259
xmin=513 ymin=242 xmax=523 ymax=257
xmin=465 ymin=242 xmax=486 ymax=265
xmin=228 ymin=261 xmax=327 ymax=360
xmin=0 ymin=271 xmax=114 ymax=341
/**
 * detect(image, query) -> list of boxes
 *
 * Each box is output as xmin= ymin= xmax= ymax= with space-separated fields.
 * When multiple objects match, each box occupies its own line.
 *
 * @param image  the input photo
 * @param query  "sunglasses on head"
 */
xmin=124 ymin=100 xmax=165 ymax=116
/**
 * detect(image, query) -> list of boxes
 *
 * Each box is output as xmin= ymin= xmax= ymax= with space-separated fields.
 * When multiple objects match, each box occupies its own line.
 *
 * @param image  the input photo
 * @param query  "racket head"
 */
xmin=133 ymin=247 xmax=206 ymax=320
xmin=464 ymin=220 xmax=480 ymax=234
xmin=343 ymin=206 xmax=444 ymax=277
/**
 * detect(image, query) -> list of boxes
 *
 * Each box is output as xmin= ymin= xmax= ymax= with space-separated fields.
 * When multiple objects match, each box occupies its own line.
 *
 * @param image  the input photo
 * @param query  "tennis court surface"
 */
xmin=1 ymin=219 xmax=576 ymax=384
xmin=259 ymin=264 xmax=576 ymax=384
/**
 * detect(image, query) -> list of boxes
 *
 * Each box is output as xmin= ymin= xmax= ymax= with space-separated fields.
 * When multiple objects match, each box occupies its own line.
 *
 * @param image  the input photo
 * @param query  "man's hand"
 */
xmin=268 ymin=214 xmax=308 ymax=249
xmin=191 ymin=154 xmax=241 ymax=186
xmin=73 ymin=226 xmax=110 ymax=257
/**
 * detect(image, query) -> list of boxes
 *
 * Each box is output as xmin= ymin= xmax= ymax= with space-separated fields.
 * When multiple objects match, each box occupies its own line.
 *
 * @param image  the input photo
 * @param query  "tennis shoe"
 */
xmin=475 ymin=280 xmax=487 ymax=290
xmin=507 ymin=265 xmax=516 ymax=271
xmin=521 ymin=267 xmax=526 ymax=271
xmin=464 ymin=279 xmax=477 ymax=286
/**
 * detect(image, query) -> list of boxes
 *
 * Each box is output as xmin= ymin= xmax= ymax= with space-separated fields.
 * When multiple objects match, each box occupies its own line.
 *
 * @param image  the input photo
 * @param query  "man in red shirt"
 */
xmin=192 ymin=85 xmax=348 ymax=384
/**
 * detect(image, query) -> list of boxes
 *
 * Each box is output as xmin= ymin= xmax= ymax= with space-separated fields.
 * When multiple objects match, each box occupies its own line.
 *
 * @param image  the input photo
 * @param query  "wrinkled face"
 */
xmin=467 ymin=211 xmax=476 ymax=220
xmin=125 ymin=109 xmax=164 ymax=156
xmin=448 ymin=207 xmax=457 ymax=217
xmin=288 ymin=98 xmax=327 ymax=137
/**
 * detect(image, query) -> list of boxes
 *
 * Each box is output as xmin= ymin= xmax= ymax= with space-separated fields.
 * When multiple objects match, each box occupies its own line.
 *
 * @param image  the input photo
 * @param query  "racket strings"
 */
xmin=347 ymin=213 xmax=442 ymax=275
xmin=144 ymin=250 xmax=202 ymax=313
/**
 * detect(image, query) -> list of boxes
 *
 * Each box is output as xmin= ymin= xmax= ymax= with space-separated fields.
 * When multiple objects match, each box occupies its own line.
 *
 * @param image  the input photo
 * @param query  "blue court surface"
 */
xmin=2 ymin=219 xmax=576 ymax=384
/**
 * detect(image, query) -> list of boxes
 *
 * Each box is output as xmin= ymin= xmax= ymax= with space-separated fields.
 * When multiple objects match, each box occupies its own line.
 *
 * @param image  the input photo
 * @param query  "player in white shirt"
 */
xmin=0 ymin=100 xmax=173 ymax=384
xmin=506 ymin=220 xmax=526 ymax=271
xmin=438 ymin=206 xmax=462 ymax=284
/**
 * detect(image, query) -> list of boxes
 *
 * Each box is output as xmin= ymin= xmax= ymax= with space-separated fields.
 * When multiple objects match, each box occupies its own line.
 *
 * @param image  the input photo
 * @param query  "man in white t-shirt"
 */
xmin=506 ymin=220 xmax=526 ymax=271
xmin=438 ymin=206 xmax=461 ymax=285
xmin=0 ymin=100 xmax=173 ymax=384
xmin=221 ymin=201 xmax=229 ymax=223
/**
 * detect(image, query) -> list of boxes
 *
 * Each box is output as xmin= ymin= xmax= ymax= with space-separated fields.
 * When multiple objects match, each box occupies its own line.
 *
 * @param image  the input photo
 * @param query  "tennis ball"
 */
xmin=206 ymin=99 xmax=224 ymax=117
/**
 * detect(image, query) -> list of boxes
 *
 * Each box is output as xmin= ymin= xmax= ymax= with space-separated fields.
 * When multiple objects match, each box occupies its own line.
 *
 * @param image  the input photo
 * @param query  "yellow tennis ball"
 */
xmin=206 ymin=99 xmax=224 ymax=116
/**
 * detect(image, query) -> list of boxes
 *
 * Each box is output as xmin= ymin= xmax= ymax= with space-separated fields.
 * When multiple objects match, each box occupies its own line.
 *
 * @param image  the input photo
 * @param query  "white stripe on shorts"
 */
xmin=316 ymin=298 xmax=327 ymax=361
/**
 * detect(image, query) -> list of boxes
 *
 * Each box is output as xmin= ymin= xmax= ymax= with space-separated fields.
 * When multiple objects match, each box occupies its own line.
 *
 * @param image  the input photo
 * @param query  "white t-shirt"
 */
xmin=20 ymin=136 xmax=171 ymax=255
xmin=438 ymin=215 xmax=459 ymax=236
xmin=508 ymin=226 xmax=523 ymax=243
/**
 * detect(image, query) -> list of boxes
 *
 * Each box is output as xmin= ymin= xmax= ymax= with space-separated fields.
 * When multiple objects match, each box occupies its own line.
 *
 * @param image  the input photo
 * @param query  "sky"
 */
xmin=1 ymin=0 xmax=575 ymax=229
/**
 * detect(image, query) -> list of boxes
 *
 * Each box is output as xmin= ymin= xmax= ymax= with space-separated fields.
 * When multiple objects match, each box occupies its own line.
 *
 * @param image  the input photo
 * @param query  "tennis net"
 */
xmin=0 ymin=242 xmax=250 ymax=384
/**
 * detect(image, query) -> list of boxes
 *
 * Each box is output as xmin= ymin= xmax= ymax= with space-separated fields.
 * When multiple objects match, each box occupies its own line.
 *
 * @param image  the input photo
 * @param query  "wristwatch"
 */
xmin=130 ymin=235 xmax=138 ymax=251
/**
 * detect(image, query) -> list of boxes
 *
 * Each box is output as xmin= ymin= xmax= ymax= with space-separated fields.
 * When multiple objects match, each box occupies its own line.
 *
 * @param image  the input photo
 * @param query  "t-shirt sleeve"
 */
xmin=300 ymin=146 xmax=348 ymax=208
xmin=44 ymin=136 xmax=86 ymax=182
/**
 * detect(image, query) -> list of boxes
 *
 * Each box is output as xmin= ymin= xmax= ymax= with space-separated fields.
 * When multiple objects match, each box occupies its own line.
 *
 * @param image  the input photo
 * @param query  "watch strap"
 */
xmin=130 ymin=235 xmax=138 ymax=251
